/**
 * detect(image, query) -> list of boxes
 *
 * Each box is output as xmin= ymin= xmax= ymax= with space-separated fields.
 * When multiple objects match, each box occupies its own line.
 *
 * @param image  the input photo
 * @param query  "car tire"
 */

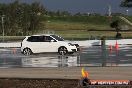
xmin=23 ymin=48 xmax=32 ymax=56
xmin=58 ymin=46 xmax=68 ymax=55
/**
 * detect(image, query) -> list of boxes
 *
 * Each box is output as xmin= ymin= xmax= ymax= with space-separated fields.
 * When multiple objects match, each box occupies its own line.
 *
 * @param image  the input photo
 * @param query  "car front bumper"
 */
xmin=67 ymin=46 xmax=77 ymax=52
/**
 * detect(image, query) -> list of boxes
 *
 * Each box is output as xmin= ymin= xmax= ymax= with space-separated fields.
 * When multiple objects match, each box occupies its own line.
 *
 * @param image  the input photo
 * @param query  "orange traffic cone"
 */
xmin=109 ymin=44 xmax=112 ymax=53
xmin=115 ymin=40 xmax=119 ymax=50
xmin=109 ymin=44 xmax=112 ymax=51
xmin=79 ymin=47 xmax=83 ymax=53
xmin=12 ymin=48 xmax=16 ymax=54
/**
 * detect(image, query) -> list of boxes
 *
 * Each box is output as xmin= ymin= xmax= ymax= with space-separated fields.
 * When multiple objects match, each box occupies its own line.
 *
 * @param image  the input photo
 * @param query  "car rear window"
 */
xmin=27 ymin=36 xmax=38 ymax=42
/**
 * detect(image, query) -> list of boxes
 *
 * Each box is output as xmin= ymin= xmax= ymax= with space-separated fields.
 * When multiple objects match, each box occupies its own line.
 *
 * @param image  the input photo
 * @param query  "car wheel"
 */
xmin=58 ymin=46 xmax=68 ymax=55
xmin=23 ymin=48 xmax=32 ymax=56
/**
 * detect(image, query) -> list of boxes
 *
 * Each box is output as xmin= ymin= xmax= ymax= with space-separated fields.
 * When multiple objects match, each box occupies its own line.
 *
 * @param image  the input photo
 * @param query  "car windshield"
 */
xmin=51 ymin=35 xmax=64 ymax=41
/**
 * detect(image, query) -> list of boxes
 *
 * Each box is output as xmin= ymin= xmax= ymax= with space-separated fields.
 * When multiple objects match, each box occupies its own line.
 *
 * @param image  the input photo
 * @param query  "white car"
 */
xmin=21 ymin=34 xmax=79 ymax=55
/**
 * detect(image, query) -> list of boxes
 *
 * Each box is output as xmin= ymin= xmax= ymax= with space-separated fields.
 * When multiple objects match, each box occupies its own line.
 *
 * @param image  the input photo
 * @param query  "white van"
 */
xmin=21 ymin=34 xmax=79 ymax=55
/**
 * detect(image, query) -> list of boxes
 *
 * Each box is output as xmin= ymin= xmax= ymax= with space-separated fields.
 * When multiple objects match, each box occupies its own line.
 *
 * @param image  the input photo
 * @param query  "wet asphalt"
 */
xmin=0 ymin=45 xmax=132 ymax=68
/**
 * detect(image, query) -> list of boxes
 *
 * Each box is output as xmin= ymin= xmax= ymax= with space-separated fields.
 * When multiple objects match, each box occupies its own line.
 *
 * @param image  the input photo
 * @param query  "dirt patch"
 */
xmin=0 ymin=78 xmax=81 ymax=88
xmin=0 ymin=78 xmax=131 ymax=88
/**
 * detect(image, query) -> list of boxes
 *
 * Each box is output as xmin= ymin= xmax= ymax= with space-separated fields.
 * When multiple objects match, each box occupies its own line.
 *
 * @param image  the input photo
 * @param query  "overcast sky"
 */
xmin=0 ymin=0 xmax=131 ymax=15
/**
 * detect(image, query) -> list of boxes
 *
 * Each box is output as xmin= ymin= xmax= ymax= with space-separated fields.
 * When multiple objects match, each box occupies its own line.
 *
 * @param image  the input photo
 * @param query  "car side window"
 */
xmin=27 ymin=36 xmax=56 ymax=42
xmin=43 ymin=36 xmax=54 ymax=42
xmin=27 ymin=36 xmax=38 ymax=42
xmin=37 ymin=36 xmax=44 ymax=42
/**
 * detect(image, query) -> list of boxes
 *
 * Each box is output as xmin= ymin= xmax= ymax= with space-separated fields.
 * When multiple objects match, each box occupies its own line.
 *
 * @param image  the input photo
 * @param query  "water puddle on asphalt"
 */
xmin=21 ymin=55 xmax=80 ymax=67
xmin=0 ymin=45 xmax=132 ymax=68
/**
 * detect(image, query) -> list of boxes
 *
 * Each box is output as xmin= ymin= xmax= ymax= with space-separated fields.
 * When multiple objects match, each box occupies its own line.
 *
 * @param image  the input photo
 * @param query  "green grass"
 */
xmin=47 ymin=16 xmax=111 ymax=25
xmin=45 ymin=21 xmax=110 ymax=31
xmin=0 ymin=16 xmax=132 ymax=41
xmin=45 ymin=16 xmax=112 ymax=30
xmin=45 ymin=15 xmax=132 ymax=31
xmin=126 ymin=16 xmax=132 ymax=22
xmin=42 ymin=16 xmax=132 ymax=40
xmin=57 ymin=31 xmax=132 ymax=40
xmin=0 ymin=31 xmax=131 ymax=41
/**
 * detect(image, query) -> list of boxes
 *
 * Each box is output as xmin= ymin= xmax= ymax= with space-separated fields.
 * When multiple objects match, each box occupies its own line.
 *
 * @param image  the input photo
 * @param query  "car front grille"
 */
xmin=71 ymin=49 xmax=76 ymax=52
xmin=74 ymin=44 xmax=80 ymax=51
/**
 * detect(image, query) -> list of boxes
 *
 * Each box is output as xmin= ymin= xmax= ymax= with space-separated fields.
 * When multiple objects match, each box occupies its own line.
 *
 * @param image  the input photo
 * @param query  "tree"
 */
xmin=28 ymin=2 xmax=45 ymax=32
xmin=74 ymin=12 xmax=82 ymax=16
xmin=120 ymin=0 xmax=132 ymax=7
xmin=110 ymin=20 xmax=122 ymax=38
xmin=0 ymin=0 xmax=46 ymax=36
xmin=61 ymin=11 xmax=71 ymax=16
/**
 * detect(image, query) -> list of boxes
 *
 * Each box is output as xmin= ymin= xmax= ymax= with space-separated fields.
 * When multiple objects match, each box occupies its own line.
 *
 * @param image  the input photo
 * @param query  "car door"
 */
xmin=41 ymin=36 xmax=57 ymax=52
xmin=26 ymin=36 xmax=42 ymax=53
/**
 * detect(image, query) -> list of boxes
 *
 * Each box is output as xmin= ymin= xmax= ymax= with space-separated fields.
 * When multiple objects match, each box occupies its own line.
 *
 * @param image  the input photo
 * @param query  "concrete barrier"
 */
xmin=73 ymin=39 xmax=132 ymax=47
xmin=0 ymin=39 xmax=132 ymax=48
xmin=0 ymin=42 xmax=21 ymax=48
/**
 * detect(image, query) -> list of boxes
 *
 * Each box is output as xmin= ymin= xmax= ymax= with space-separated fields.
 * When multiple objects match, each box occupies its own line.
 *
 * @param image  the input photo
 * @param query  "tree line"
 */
xmin=0 ymin=0 xmax=108 ymax=36
xmin=120 ymin=0 xmax=132 ymax=7
xmin=0 ymin=0 xmax=46 ymax=36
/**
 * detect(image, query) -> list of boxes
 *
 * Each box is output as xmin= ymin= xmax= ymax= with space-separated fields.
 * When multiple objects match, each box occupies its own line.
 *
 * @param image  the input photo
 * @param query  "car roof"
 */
xmin=30 ymin=34 xmax=54 ymax=36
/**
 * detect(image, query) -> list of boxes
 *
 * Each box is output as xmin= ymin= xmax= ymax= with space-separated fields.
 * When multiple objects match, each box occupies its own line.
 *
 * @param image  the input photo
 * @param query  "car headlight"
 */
xmin=68 ymin=43 xmax=74 ymax=46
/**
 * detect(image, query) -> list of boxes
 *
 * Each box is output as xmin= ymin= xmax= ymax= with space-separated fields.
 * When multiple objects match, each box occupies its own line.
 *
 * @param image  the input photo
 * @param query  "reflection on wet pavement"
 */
xmin=0 ymin=45 xmax=132 ymax=68
xmin=21 ymin=55 xmax=79 ymax=67
xmin=80 ymin=45 xmax=132 ymax=67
